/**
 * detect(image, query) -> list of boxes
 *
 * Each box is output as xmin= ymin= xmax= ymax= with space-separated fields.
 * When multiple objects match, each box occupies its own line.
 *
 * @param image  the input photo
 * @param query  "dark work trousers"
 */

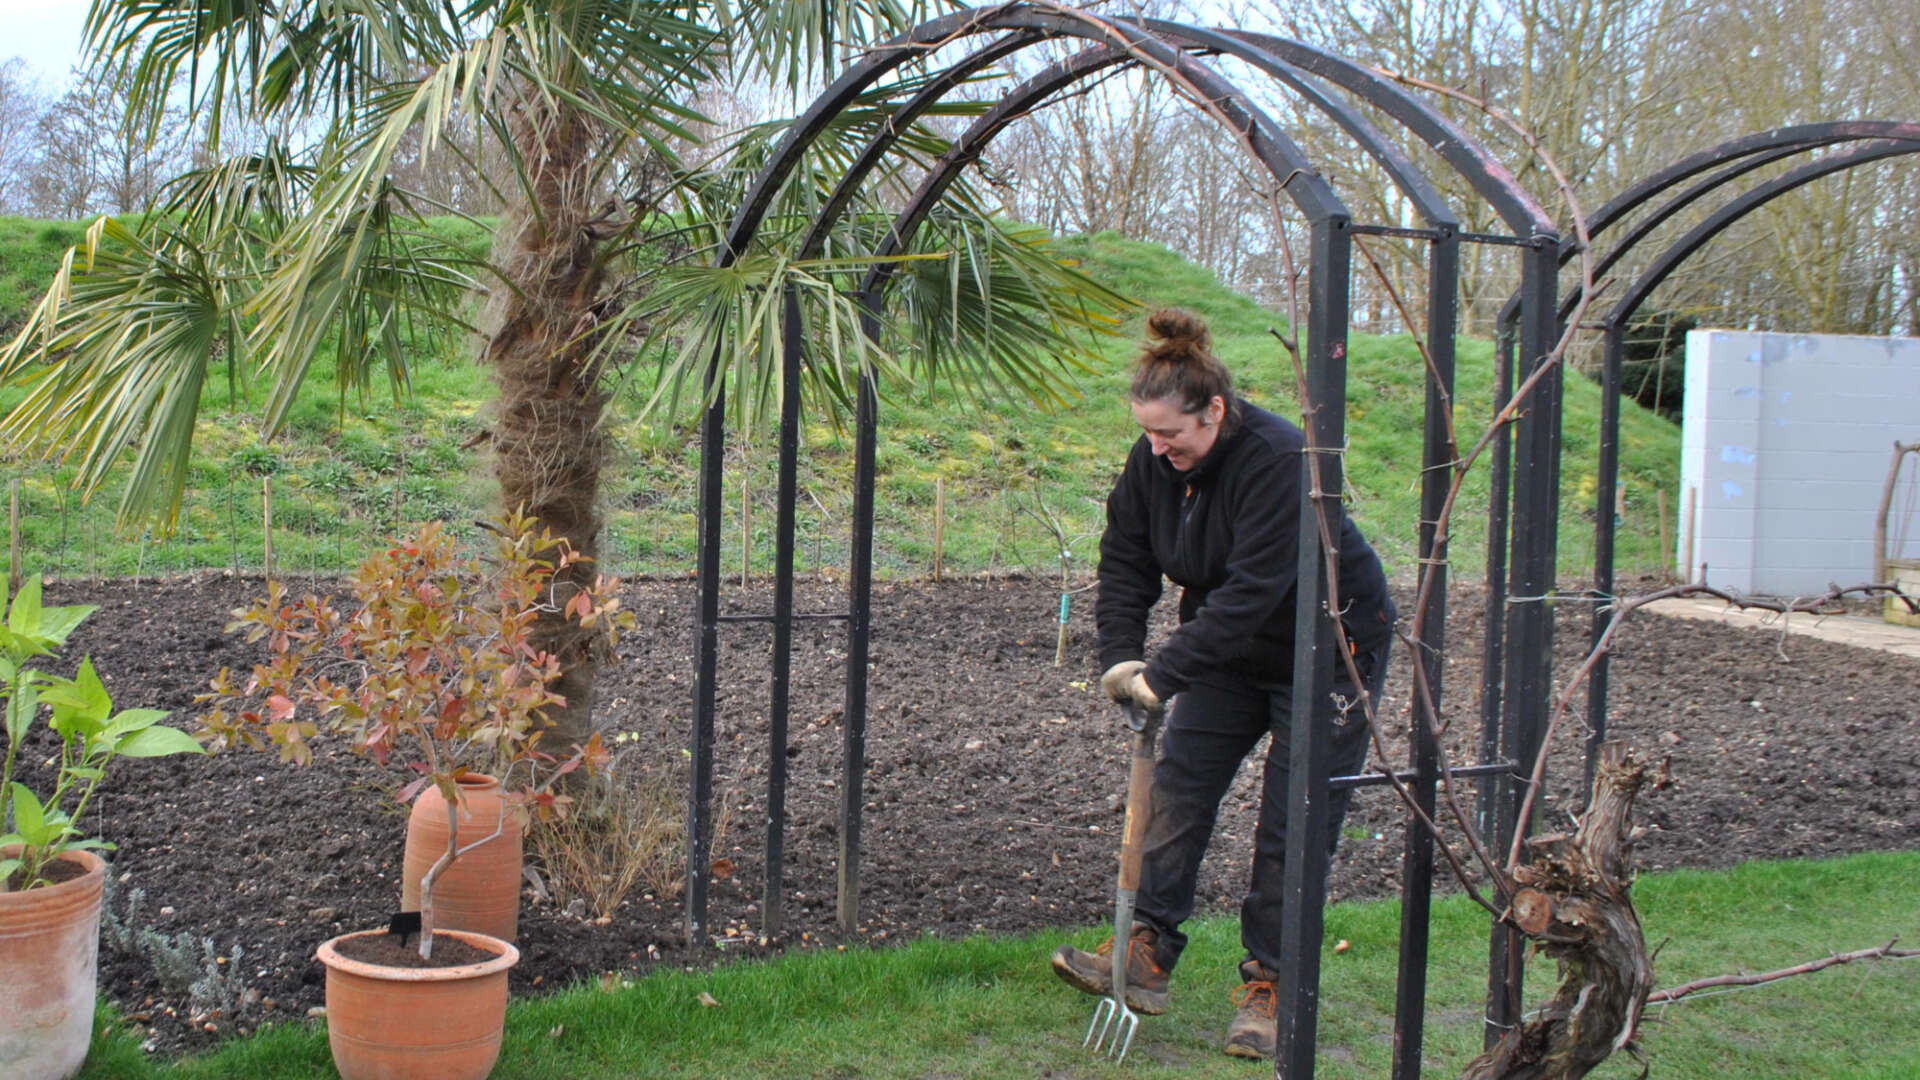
xmin=1134 ymin=639 xmax=1390 ymax=975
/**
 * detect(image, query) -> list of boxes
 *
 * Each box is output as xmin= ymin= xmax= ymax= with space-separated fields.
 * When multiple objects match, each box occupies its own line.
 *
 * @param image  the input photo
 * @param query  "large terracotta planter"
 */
xmin=316 ymin=928 xmax=519 ymax=1080
xmin=0 ymin=847 xmax=106 ymax=1080
xmin=402 ymin=774 xmax=522 ymax=941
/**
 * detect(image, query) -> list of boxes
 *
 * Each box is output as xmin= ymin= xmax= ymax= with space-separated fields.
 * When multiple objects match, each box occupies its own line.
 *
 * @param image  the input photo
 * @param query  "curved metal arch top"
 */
xmin=1139 ymin=22 xmax=1459 ymax=229
xmin=857 ymin=37 xmax=1350 ymax=299
xmin=1610 ymin=137 xmax=1920 ymax=327
xmin=720 ymin=4 xmax=1355 ymax=269
xmin=1220 ymin=28 xmax=1555 ymax=239
xmin=1497 ymin=121 xmax=1920 ymax=328
xmin=797 ymin=14 xmax=1499 ymax=291
xmin=1587 ymin=121 xmax=1920 ymax=245
xmin=796 ymin=30 xmax=1046 ymax=262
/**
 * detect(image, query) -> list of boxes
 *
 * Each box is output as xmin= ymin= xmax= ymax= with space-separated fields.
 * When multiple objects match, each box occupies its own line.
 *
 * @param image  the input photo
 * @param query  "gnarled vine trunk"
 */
xmin=1461 ymin=742 xmax=1664 ymax=1080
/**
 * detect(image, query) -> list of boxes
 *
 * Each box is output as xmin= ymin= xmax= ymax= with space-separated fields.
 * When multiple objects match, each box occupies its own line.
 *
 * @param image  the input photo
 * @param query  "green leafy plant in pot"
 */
xmin=197 ymin=511 xmax=630 ymax=1080
xmin=1 ymin=579 xmax=205 ymax=1079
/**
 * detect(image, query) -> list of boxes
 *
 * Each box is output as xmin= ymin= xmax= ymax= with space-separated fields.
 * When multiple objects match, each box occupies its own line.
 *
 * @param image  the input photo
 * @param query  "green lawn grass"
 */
xmin=0 ymin=219 xmax=1682 ymax=588
xmin=81 ymin=851 xmax=1920 ymax=1079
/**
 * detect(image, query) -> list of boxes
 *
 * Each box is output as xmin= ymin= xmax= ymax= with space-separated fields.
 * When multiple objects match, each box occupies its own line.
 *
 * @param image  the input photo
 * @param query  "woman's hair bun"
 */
xmin=1146 ymin=308 xmax=1211 ymax=360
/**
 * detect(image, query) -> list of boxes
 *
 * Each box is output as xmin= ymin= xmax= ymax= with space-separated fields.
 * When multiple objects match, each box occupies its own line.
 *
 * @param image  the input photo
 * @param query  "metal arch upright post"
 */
xmin=839 ymin=297 xmax=883 ymax=935
xmin=1390 ymin=223 xmax=1459 ymax=1080
xmin=1486 ymin=236 xmax=1561 ymax=1046
xmin=1586 ymin=319 xmax=1628 ymax=794
xmin=1475 ymin=317 xmax=1515 ymax=846
xmin=1275 ymin=211 xmax=1353 ymax=1080
xmin=688 ymin=347 xmax=727 ymax=949
xmin=764 ymin=286 xmax=804 ymax=940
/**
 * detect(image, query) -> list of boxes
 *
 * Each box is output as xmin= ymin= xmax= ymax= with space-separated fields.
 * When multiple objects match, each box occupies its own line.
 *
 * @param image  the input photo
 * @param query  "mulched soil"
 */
xmin=14 ymin=572 xmax=1920 ymax=1057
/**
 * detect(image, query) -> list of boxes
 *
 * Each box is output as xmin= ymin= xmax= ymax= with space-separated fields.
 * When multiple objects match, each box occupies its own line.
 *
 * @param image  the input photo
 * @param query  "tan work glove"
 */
xmin=1100 ymin=660 xmax=1145 ymax=702
xmin=1099 ymin=660 xmax=1164 ymax=714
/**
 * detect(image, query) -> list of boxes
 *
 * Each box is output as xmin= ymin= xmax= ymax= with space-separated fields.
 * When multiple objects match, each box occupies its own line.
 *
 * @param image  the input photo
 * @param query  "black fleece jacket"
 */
xmin=1096 ymin=399 xmax=1396 ymax=698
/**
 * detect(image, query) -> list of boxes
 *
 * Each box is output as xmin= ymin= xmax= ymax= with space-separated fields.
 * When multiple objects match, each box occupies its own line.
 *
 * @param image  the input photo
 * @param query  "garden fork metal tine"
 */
xmin=1086 ymin=994 xmax=1139 ymax=1062
xmin=1080 ymin=700 xmax=1160 ymax=1066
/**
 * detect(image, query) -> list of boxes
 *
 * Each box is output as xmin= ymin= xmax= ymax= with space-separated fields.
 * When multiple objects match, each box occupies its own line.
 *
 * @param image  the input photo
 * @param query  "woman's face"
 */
xmin=1131 ymin=395 xmax=1225 ymax=472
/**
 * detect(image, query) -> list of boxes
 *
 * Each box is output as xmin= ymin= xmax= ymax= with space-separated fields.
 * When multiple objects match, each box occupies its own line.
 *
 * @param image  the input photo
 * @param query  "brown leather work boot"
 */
xmin=1223 ymin=959 xmax=1279 ymax=1059
xmin=1049 ymin=922 xmax=1171 ymax=1015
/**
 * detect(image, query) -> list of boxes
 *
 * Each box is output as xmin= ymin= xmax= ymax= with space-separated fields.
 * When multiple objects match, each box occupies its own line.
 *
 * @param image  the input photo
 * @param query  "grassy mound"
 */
xmin=0 ymin=218 xmax=1678 ymax=584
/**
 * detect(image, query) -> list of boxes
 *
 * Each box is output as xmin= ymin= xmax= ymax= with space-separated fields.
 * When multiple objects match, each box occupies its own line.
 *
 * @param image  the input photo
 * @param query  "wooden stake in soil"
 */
xmin=56 ymin=472 xmax=69 ymax=582
xmin=740 ymin=470 xmax=751 ymax=587
xmin=8 ymin=478 xmax=19 ymax=595
xmin=1054 ymin=592 xmax=1069 ymax=666
xmin=227 ymin=472 xmax=239 ymax=577
xmin=1681 ymin=485 xmax=1697 ymax=582
xmin=1656 ymin=488 xmax=1669 ymax=580
xmin=262 ymin=475 xmax=275 ymax=583
xmin=933 ymin=475 xmax=945 ymax=582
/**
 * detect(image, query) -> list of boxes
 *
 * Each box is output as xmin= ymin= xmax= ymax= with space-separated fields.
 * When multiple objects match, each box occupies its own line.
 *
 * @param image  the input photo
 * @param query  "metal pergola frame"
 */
xmin=674 ymin=8 xmax=1917 ymax=1075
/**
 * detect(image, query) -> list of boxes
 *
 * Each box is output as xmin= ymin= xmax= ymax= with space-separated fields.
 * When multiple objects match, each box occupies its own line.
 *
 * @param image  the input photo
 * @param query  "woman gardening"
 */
xmin=1051 ymin=309 xmax=1397 ymax=1060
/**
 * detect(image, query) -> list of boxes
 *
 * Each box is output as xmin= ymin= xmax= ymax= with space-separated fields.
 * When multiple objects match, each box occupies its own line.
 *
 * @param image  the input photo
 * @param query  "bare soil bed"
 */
xmin=17 ymin=572 xmax=1919 ymax=1057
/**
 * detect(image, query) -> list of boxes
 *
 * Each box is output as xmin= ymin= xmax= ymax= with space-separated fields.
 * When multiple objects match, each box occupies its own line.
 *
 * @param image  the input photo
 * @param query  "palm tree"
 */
xmin=0 ymin=1 xmax=1126 ymax=749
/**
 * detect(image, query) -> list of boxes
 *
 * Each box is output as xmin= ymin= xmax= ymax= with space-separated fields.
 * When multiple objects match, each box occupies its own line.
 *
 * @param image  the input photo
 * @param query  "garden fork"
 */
xmin=1085 ymin=698 xmax=1162 ymax=1064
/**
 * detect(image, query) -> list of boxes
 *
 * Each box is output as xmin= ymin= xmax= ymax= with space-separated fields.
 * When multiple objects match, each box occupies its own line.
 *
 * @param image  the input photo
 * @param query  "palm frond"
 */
xmin=888 ymin=210 xmax=1135 ymax=412
xmin=714 ymin=0 xmax=932 ymax=91
xmin=246 ymin=179 xmax=481 ymax=436
xmin=0 ymin=218 xmax=222 ymax=529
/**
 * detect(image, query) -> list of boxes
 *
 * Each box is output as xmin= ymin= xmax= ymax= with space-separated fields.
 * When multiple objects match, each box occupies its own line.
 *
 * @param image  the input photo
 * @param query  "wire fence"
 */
xmin=0 ymin=452 xmax=1119 ymax=594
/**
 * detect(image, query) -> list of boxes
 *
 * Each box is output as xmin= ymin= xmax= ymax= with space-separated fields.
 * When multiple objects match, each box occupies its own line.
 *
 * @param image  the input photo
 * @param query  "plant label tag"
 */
xmin=387 ymin=911 xmax=422 ymax=949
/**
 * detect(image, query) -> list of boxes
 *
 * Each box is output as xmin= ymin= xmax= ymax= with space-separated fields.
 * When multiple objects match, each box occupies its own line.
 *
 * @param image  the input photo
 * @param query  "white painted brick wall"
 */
xmin=1679 ymin=329 xmax=1920 ymax=594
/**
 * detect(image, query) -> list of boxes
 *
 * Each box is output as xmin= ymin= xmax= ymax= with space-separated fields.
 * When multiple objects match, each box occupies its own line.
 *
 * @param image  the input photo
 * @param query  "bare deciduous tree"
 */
xmin=23 ymin=65 xmax=192 ymax=218
xmin=0 ymin=58 xmax=44 ymax=214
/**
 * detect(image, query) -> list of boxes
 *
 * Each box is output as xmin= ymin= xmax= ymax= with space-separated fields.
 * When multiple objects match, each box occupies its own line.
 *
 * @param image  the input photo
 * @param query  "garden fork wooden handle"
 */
xmin=1116 ymin=703 xmax=1160 ymax=893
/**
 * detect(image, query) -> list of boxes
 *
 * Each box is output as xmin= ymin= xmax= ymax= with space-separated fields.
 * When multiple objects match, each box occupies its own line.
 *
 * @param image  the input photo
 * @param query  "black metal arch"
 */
xmin=715 ymin=5 xmax=1348 ymax=270
xmin=1609 ymin=136 xmax=1920 ymax=324
xmin=691 ymin=4 xmax=1355 ymax=959
xmin=860 ymin=43 xmax=1329 ymax=299
xmin=685 ymin=10 xmax=1572 ymax=1078
xmin=1469 ymin=121 xmax=1920 ymax=1044
xmin=1582 ymin=130 xmax=1920 ymax=787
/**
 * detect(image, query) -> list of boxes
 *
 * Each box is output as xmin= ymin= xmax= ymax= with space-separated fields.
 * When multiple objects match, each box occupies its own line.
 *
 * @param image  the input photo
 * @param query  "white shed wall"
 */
xmin=1678 ymin=329 xmax=1920 ymax=595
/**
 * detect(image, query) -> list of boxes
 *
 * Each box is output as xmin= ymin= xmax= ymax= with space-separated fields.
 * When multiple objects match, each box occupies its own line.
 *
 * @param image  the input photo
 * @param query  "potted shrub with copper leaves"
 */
xmin=197 ymin=512 xmax=629 ymax=1080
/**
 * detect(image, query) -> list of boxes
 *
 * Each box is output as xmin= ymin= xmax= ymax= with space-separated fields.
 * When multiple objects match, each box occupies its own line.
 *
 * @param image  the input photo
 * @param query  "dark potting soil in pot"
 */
xmin=5 ymin=857 xmax=90 ymax=891
xmin=332 ymin=933 xmax=502 ymax=969
xmin=10 ymin=573 xmax=1917 ymax=1057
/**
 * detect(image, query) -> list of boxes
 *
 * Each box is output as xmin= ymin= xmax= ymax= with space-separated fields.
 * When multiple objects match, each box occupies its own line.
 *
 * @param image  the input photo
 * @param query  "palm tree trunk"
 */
xmin=480 ymin=90 xmax=609 ymax=753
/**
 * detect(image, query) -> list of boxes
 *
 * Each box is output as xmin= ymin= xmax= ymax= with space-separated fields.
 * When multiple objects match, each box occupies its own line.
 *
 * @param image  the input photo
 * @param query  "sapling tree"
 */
xmin=1013 ymin=493 xmax=1100 ymax=666
xmin=197 ymin=511 xmax=633 ymax=958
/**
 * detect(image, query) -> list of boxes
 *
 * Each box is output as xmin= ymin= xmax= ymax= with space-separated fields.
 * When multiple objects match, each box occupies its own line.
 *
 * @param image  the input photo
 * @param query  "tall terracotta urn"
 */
xmin=401 ymin=774 xmax=523 ymax=941
xmin=316 ymin=929 xmax=519 ymax=1080
xmin=0 ymin=847 xmax=106 ymax=1080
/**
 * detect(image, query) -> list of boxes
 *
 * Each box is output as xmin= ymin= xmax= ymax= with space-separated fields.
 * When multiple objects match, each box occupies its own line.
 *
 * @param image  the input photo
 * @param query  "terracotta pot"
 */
xmin=402 ymin=775 xmax=522 ymax=941
xmin=316 ymin=928 xmax=519 ymax=1080
xmin=0 ymin=847 xmax=105 ymax=1080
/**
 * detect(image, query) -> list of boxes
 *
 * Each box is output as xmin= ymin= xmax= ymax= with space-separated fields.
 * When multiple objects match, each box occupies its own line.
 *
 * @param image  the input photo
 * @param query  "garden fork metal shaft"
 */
xmin=1085 ymin=699 xmax=1161 ymax=1064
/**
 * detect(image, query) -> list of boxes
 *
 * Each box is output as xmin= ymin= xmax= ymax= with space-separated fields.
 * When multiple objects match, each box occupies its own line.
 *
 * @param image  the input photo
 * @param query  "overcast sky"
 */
xmin=1 ymin=0 xmax=88 ymax=89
